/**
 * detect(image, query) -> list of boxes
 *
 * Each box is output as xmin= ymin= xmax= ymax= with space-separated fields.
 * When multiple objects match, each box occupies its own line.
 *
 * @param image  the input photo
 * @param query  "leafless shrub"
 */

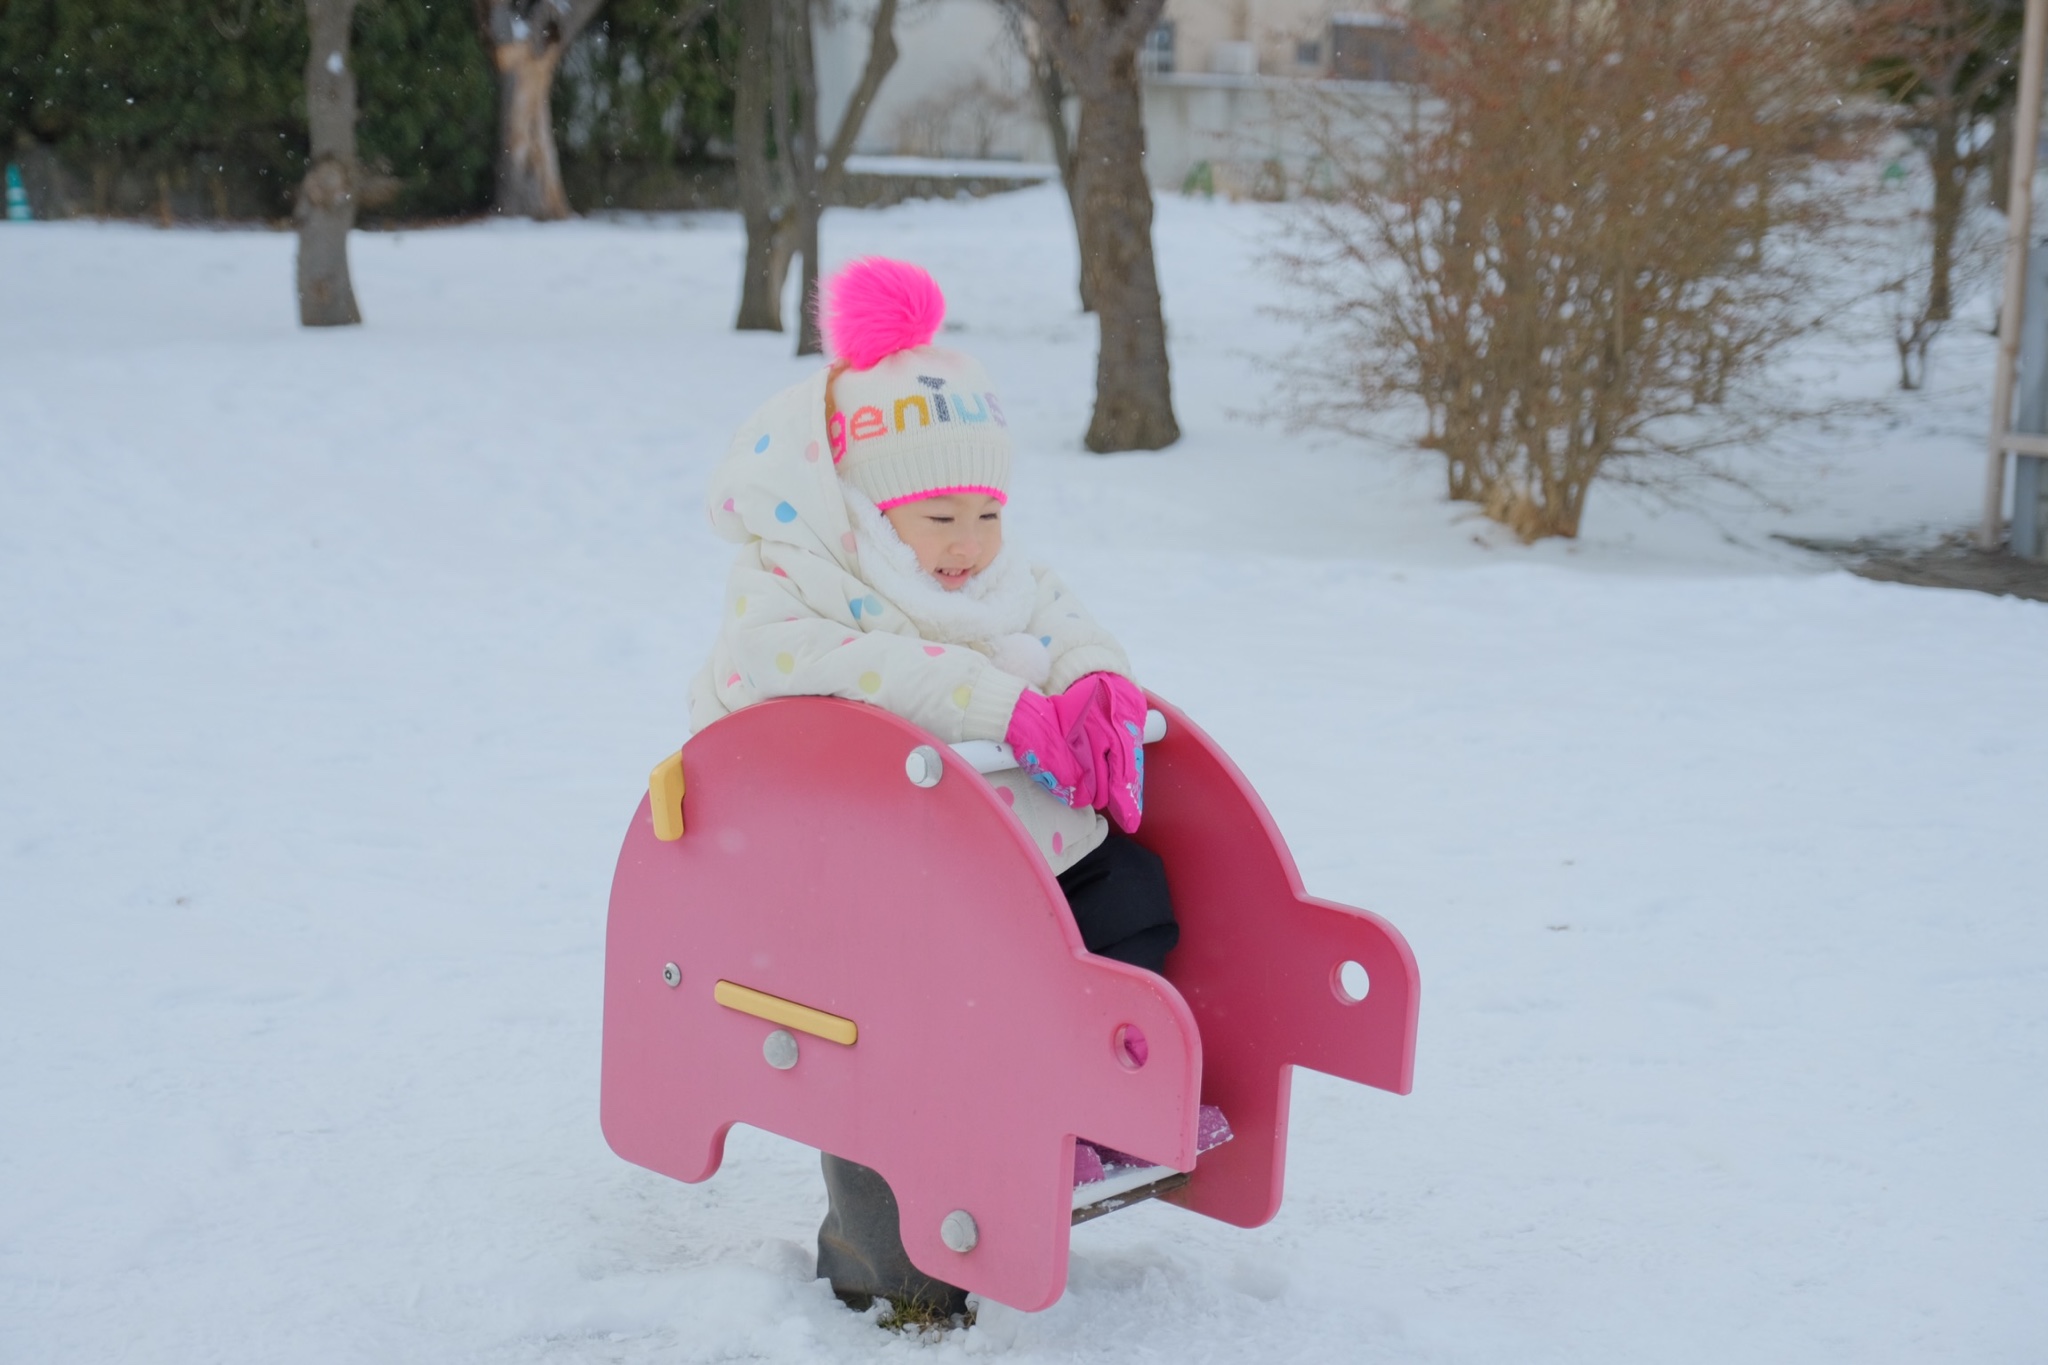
xmin=1283 ymin=0 xmax=1864 ymax=542
xmin=888 ymin=77 xmax=1026 ymax=160
xmin=1870 ymin=137 xmax=2005 ymax=388
xmin=1853 ymin=0 xmax=2023 ymax=327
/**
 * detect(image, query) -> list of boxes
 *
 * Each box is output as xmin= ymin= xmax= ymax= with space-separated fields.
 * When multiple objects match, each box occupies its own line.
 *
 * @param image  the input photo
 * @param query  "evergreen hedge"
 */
xmin=561 ymin=0 xmax=733 ymax=168
xmin=0 ymin=0 xmax=730 ymax=220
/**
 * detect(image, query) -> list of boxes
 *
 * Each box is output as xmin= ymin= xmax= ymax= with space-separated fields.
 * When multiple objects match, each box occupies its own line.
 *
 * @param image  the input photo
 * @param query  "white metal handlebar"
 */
xmin=949 ymin=708 xmax=1166 ymax=776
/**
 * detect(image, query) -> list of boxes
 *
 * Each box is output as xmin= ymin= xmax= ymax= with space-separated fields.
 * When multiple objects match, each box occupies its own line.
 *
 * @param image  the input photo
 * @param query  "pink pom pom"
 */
xmin=819 ymin=258 xmax=945 ymax=370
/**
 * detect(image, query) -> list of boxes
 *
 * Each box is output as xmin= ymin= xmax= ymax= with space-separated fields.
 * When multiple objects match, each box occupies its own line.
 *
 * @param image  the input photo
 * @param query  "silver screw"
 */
xmin=939 ymin=1209 xmax=978 ymax=1253
xmin=763 ymin=1029 xmax=799 ymax=1070
xmin=905 ymin=744 xmax=943 ymax=788
xmin=661 ymin=962 xmax=681 ymax=988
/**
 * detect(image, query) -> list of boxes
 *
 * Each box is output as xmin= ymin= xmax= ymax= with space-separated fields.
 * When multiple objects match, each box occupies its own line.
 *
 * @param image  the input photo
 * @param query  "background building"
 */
xmin=815 ymin=0 xmax=1430 ymax=191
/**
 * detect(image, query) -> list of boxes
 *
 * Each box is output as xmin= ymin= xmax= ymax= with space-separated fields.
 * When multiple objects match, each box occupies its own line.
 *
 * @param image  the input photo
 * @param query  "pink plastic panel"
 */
xmin=1140 ymin=695 xmax=1420 ymax=1230
xmin=600 ymin=698 xmax=1202 ymax=1312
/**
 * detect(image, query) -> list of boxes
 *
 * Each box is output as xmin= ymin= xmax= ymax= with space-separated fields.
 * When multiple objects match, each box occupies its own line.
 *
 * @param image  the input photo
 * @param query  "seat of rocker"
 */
xmin=600 ymin=694 xmax=1418 ymax=1312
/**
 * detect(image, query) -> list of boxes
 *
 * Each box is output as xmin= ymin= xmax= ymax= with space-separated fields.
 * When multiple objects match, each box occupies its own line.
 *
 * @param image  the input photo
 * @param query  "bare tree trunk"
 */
xmin=768 ymin=0 xmax=899 ymax=327
xmin=476 ymin=0 xmax=606 ymax=220
xmin=1927 ymin=103 xmax=1970 ymax=323
xmin=764 ymin=230 xmax=799 ymax=323
xmin=782 ymin=0 xmax=826 ymax=356
xmin=768 ymin=0 xmax=815 ymax=345
xmin=491 ymin=43 xmax=568 ymax=217
xmin=1856 ymin=2 xmax=2026 ymax=324
xmin=1988 ymin=100 xmax=2014 ymax=212
xmin=1897 ymin=313 xmax=1941 ymax=388
xmin=815 ymin=0 xmax=898 ymax=207
xmin=1073 ymin=59 xmax=1177 ymax=449
xmin=298 ymin=0 xmax=362 ymax=327
xmin=1014 ymin=0 xmax=1179 ymax=451
xmin=735 ymin=0 xmax=899 ymax=342
xmin=733 ymin=0 xmax=784 ymax=330
xmin=999 ymin=2 xmax=1091 ymax=310
xmin=1025 ymin=37 xmax=1092 ymax=312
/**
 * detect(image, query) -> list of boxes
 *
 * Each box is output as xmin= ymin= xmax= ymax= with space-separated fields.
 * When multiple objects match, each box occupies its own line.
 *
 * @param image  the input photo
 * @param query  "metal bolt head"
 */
xmin=763 ymin=1029 xmax=799 ymax=1070
xmin=940 ymin=1208 xmax=978 ymax=1253
xmin=661 ymin=962 xmax=681 ymax=988
xmin=905 ymin=744 xmax=943 ymax=788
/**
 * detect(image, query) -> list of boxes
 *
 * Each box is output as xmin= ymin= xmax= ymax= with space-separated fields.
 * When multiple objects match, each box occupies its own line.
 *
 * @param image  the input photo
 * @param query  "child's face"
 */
xmin=882 ymin=493 xmax=1005 ymax=591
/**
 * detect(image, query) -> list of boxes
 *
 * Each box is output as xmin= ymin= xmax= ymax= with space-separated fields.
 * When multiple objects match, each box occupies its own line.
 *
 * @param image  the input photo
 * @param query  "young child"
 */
xmin=690 ymin=257 xmax=1174 ymax=973
xmin=690 ymin=258 xmax=1186 ymax=1314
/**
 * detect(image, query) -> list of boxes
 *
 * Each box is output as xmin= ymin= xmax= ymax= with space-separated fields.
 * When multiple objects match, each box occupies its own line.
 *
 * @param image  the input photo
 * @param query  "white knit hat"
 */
xmin=821 ymin=259 xmax=1012 ymax=509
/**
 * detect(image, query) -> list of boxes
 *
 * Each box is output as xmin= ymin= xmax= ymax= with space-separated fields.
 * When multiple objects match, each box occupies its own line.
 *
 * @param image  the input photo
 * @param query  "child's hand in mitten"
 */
xmin=1004 ymin=689 xmax=1088 ymax=807
xmin=1067 ymin=672 xmax=1147 ymax=833
xmin=1006 ymin=676 xmax=1149 ymax=830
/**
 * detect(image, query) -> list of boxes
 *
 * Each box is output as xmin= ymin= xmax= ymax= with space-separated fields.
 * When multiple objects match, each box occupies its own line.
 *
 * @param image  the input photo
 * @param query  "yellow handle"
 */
xmin=713 ymin=980 xmax=859 ymax=1046
xmin=649 ymin=751 xmax=685 ymax=841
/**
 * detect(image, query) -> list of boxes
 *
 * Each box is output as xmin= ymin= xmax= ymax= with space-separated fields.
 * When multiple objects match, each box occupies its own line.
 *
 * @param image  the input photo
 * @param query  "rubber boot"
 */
xmin=816 ymin=1153 xmax=969 ymax=1315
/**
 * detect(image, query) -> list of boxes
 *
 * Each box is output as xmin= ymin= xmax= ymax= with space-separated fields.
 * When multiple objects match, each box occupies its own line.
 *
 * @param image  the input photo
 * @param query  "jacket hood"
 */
xmin=705 ymin=368 xmax=858 ymax=576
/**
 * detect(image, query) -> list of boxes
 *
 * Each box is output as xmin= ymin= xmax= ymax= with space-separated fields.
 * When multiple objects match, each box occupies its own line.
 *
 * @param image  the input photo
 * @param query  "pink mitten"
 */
xmin=1076 ymin=672 xmax=1148 ymax=834
xmin=1004 ymin=689 xmax=1087 ymax=807
xmin=1005 ymin=675 xmax=1149 ymax=831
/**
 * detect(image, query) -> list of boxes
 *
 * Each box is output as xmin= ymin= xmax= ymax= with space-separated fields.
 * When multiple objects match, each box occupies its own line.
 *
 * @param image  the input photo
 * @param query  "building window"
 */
xmin=1141 ymin=21 xmax=1176 ymax=76
xmin=1296 ymin=39 xmax=1322 ymax=66
xmin=1330 ymin=16 xmax=1413 ymax=83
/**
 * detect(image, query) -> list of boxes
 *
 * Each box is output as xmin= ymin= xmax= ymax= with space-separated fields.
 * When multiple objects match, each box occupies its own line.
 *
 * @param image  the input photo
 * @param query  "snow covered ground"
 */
xmin=3 ymin=188 xmax=2044 ymax=1364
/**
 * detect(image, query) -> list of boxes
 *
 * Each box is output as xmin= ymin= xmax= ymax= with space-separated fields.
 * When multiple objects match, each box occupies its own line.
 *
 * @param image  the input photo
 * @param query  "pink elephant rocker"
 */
xmin=601 ymin=260 xmax=1419 ymax=1317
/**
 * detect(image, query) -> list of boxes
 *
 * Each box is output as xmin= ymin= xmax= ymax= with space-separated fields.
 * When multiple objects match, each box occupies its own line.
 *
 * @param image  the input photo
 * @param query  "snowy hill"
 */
xmin=2 ymin=188 xmax=2043 ymax=1363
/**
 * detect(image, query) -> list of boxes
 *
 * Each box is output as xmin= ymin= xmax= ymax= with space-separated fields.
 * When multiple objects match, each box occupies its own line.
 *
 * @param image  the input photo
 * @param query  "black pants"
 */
xmin=1055 ymin=830 xmax=1181 ymax=974
xmin=817 ymin=830 xmax=1179 ymax=1310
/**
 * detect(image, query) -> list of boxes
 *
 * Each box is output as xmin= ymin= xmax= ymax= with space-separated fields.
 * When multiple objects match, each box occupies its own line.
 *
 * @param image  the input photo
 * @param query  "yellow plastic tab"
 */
xmin=649 ymin=751 xmax=685 ymax=841
xmin=713 ymin=980 xmax=859 ymax=1046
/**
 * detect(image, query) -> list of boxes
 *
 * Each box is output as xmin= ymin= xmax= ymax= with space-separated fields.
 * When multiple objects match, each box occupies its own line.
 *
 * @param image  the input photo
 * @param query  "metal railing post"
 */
xmin=1985 ymin=0 xmax=2048 ymax=549
xmin=2015 ymin=244 xmax=2048 ymax=558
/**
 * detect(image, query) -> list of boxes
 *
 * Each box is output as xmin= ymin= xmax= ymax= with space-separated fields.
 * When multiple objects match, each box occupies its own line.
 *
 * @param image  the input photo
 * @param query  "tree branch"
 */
xmin=1104 ymin=0 xmax=1167 ymax=64
xmin=1012 ymin=0 xmax=1098 ymax=95
xmin=818 ymin=0 xmax=901 ymax=202
xmin=668 ymin=0 xmax=716 ymax=42
xmin=558 ymin=0 xmax=608 ymax=50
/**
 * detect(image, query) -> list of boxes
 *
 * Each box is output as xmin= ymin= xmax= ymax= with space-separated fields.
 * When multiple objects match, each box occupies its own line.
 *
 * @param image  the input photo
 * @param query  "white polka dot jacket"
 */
xmin=688 ymin=369 xmax=1134 ymax=875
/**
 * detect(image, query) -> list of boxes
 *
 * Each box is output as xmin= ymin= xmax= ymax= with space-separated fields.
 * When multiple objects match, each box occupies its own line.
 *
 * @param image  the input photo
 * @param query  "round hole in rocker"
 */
xmin=1334 ymin=960 xmax=1371 ymax=1004
xmin=1114 ymin=1023 xmax=1149 ymax=1070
